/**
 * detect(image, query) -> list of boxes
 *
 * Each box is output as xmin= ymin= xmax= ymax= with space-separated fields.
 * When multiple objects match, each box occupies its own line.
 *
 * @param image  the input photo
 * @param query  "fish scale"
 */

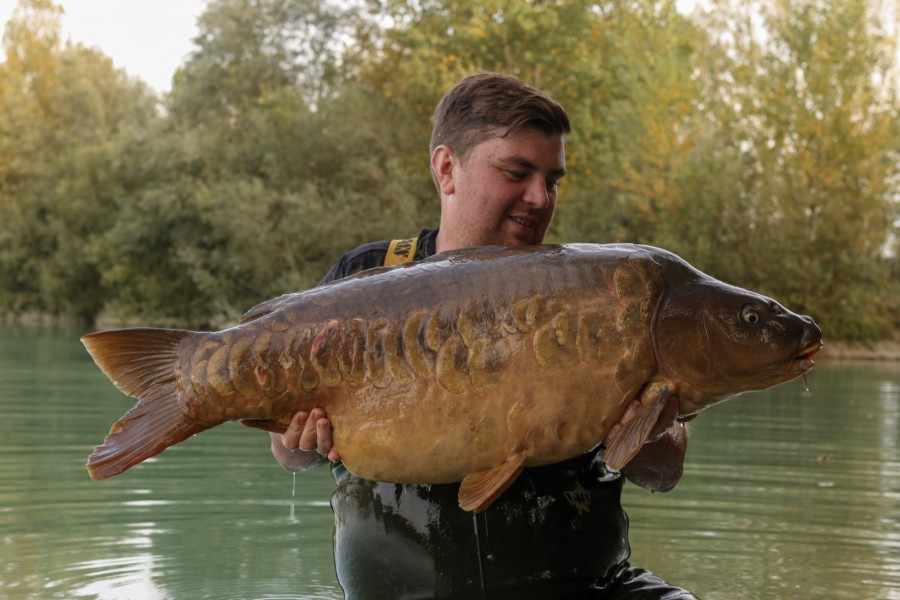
xmin=189 ymin=292 xmax=608 ymax=404
xmin=82 ymin=243 xmax=822 ymax=512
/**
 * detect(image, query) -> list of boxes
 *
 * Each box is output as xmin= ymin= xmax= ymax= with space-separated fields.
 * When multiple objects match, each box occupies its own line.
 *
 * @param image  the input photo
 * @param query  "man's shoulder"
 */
xmin=321 ymin=229 xmax=437 ymax=284
xmin=340 ymin=239 xmax=394 ymax=267
xmin=319 ymin=241 xmax=390 ymax=285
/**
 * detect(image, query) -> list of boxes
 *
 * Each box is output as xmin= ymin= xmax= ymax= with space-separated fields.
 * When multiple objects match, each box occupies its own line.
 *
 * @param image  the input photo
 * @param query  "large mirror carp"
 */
xmin=83 ymin=243 xmax=822 ymax=512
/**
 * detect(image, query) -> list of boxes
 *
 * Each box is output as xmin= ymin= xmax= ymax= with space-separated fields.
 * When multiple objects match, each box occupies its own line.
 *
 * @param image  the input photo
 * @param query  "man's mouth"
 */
xmin=510 ymin=215 xmax=536 ymax=228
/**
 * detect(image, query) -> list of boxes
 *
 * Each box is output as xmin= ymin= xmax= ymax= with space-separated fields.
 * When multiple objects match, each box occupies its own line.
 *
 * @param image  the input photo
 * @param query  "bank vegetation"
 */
xmin=1 ymin=0 xmax=898 ymax=343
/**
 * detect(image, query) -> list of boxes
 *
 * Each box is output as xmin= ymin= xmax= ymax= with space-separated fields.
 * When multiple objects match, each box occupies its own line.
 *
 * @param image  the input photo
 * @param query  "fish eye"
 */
xmin=741 ymin=305 xmax=761 ymax=325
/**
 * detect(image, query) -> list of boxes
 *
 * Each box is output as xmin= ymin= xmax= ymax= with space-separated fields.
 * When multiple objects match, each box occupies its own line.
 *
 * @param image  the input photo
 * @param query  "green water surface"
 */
xmin=0 ymin=324 xmax=897 ymax=599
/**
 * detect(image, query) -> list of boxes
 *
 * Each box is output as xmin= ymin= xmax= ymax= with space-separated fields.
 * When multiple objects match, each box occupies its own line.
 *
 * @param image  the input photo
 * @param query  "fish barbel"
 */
xmin=82 ymin=243 xmax=823 ymax=511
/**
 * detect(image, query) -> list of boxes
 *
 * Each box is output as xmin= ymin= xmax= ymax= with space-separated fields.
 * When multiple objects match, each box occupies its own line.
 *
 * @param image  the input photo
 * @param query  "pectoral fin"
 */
xmin=603 ymin=385 xmax=672 ymax=471
xmin=458 ymin=451 xmax=528 ymax=513
xmin=240 ymin=419 xmax=288 ymax=434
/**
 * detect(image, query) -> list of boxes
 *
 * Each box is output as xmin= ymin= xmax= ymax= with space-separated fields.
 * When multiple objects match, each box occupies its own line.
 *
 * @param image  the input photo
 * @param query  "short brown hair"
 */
xmin=430 ymin=72 xmax=571 ymax=162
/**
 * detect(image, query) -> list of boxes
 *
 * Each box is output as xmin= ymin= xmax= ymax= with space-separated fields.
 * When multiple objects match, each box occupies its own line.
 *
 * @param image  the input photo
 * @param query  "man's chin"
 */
xmin=502 ymin=226 xmax=546 ymax=247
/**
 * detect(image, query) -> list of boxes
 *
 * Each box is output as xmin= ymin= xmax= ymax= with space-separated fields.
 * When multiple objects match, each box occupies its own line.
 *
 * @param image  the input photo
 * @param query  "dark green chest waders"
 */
xmin=330 ymin=234 xmax=632 ymax=600
xmin=332 ymin=454 xmax=630 ymax=600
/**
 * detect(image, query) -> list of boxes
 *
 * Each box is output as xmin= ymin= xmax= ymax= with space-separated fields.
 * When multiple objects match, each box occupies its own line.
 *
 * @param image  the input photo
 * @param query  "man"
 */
xmin=271 ymin=72 xmax=696 ymax=599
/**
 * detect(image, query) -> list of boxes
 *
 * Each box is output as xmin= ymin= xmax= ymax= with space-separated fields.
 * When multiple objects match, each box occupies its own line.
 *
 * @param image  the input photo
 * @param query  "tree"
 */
xmin=2 ymin=0 xmax=897 ymax=339
xmin=90 ymin=0 xmax=424 ymax=325
xmin=0 ymin=0 xmax=159 ymax=322
xmin=548 ymin=1 xmax=703 ymax=248
xmin=689 ymin=0 xmax=900 ymax=339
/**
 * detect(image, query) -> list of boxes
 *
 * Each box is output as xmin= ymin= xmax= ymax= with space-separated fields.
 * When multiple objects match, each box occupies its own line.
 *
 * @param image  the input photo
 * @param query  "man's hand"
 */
xmin=269 ymin=408 xmax=342 ymax=472
xmin=283 ymin=408 xmax=342 ymax=462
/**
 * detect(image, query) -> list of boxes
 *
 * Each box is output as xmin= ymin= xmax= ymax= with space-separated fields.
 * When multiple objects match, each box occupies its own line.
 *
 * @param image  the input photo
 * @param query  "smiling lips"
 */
xmin=509 ymin=212 xmax=543 ymax=229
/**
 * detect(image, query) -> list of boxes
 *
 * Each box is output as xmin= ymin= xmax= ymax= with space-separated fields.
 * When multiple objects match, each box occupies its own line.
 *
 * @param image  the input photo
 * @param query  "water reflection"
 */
xmin=1 ymin=325 xmax=899 ymax=599
xmin=69 ymin=554 xmax=167 ymax=600
xmin=625 ymin=358 xmax=900 ymax=600
xmin=0 ymin=324 xmax=340 ymax=600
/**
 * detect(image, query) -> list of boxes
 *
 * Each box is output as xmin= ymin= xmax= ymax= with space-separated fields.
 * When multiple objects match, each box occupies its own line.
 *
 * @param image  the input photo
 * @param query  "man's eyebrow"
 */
xmin=498 ymin=156 xmax=567 ymax=178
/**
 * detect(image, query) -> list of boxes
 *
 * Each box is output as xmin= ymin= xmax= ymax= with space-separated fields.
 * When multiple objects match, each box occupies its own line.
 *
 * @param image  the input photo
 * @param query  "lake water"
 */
xmin=0 ymin=323 xmax=898 ymax=599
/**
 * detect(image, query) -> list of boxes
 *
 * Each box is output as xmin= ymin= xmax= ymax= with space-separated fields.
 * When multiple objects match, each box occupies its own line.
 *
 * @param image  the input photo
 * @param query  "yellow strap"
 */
xmin=384 ymin=237 xmax=418 ymax=266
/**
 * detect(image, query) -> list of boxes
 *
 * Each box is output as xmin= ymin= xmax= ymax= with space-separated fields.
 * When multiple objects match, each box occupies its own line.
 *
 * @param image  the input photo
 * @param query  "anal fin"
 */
xmin=603 ymin=385 xmax=672 ymax=471
xmin=458 ymin=451 xmax=528 ymax=513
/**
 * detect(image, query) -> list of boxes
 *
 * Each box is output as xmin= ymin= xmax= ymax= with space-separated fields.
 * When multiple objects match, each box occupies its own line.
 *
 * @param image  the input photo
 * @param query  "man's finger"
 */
xmin=282 ymin=411 xmax=309 ymax=449
xmin=316 ymin=418 xmax=333 ymax=456
xmin=296 ymin=408 xmax=324 ymax=449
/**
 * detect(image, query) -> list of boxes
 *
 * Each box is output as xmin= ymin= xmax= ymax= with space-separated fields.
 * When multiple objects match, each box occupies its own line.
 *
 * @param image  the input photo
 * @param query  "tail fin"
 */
xmin=82 ymin=328 xmax=213 ymax=480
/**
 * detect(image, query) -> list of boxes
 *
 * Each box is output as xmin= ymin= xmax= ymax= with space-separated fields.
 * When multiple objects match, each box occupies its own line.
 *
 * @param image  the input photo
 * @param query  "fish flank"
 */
xmin=364 ymin=318 xmax=392 ymax=388
xmin=311 ymin=320 xmax=342 ymax=387
xmin=290 ymin=327 xmax=319 ymax=393
xmin=403 ymin=310 xmax=434 ymax=377
xmin=384 ymin=326 xmax=415 ymax=384
xmin=337 ymin=318 xmax=367 ymax=386
xmin=437 ymin=335 xmax=468 ymax=394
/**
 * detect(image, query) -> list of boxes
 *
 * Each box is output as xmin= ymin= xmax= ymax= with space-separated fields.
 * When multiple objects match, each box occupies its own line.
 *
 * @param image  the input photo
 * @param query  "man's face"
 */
xmin=436 ymin=126 xmax=566 ymax=251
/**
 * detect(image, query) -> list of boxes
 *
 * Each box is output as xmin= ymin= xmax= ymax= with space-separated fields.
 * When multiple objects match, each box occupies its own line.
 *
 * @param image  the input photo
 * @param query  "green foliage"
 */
xmin=0 ymin=0 xmax=898 ymax=341
xmin=681 ymin=0 xmax=900 ymax=340
xmin=555 ymin=0 xmax=900 ymax=341
xmin=0 ymin=0 xmax=159 ymax=322
xmin=549 ymin=1 xmax=702 ymax=246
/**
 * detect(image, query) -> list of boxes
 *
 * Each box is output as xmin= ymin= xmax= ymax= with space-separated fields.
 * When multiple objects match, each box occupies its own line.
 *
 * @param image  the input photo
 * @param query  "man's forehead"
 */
xmin=458 ymin=126 xmax=564 ymax=163
xmin=491 ymin=131 xmax=567 ymax=173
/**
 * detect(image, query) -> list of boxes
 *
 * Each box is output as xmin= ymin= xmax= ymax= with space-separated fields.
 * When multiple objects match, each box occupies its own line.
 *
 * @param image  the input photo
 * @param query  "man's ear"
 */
xmin=431 ymin=145 xmax=456 ymax=196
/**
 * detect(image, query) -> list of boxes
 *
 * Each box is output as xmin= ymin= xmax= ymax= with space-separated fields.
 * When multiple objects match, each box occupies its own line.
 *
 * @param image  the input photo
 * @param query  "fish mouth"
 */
xmin=795 ymin=338 xmax=823 ymax=370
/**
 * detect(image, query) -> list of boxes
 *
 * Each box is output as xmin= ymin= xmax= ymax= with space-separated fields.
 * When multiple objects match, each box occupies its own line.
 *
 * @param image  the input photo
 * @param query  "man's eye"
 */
xmin=547 ymin=180 xmax=560 ymax=191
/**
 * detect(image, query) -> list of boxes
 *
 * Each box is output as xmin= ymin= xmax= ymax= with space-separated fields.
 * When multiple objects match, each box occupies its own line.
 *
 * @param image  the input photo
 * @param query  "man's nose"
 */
xmin=523 ymin=177 xmax=551 ymax=208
